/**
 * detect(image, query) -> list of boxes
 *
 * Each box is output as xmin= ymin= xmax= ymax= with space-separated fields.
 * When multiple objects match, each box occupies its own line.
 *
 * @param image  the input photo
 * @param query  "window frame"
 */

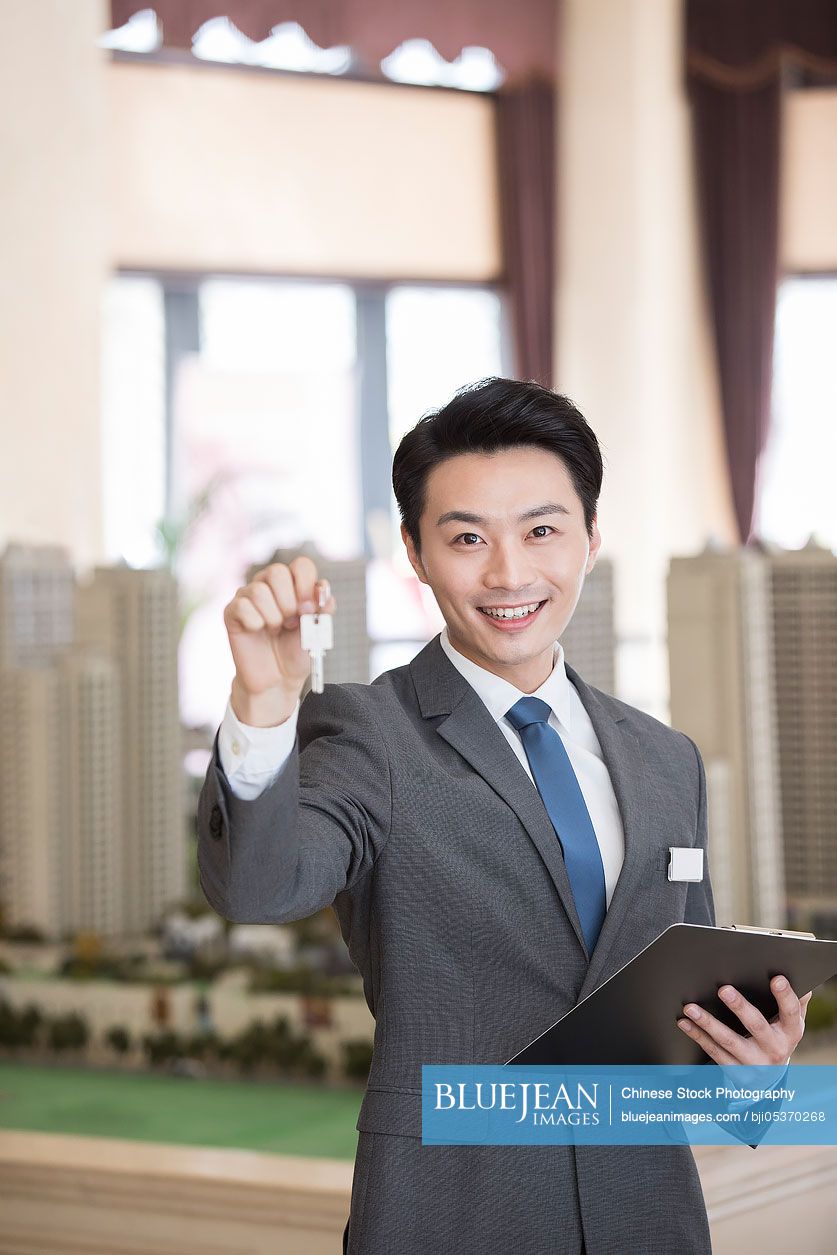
xmin=116 ymin=267 xmax=512 ymax=561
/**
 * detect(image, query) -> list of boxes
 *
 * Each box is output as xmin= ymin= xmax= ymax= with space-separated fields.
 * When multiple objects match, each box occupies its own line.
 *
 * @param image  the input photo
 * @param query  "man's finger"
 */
xmin=681 ymin=1001 xmax=757 ymax=1064
xmin=225 ymin=593 xmax=265 ymax=633
xmin=256 ymin=564 xmax=298 ymax=622
xmin=247 ymin=579 xmax=284 ymax=630
xmin=676 ymin=1017 xmax=738 ymax=1066
xmin=769 ymin=975 xmax=806 ymax=1036
xmin=288 ymin=557 xmax=321 ymax=609
xmin=716 ymin=985 xmax=774 ymax=1052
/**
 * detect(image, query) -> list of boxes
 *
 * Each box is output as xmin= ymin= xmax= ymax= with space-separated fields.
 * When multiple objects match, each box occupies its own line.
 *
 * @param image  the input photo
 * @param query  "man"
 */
xmin=197 ymin=377 xmax=809 ymax=1254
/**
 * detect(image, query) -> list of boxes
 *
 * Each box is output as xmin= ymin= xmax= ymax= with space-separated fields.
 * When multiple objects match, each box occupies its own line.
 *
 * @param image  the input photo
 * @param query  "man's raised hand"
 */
xmin=223 ymin=556 xmax=337 ymax=726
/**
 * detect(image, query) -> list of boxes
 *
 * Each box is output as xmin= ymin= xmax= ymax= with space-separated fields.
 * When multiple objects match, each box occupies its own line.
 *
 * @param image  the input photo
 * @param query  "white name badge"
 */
xmin=668 ymin=846 xmax=704 ymax=882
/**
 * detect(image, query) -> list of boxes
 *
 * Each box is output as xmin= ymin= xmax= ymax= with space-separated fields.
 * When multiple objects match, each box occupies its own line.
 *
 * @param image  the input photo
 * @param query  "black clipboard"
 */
xmin=505 ymin=923 xmax=837 ymax=1066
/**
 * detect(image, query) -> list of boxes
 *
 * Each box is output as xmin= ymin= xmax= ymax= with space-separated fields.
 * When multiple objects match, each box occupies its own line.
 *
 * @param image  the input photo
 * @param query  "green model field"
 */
xmin=0 ymin=1064 xmax=362 ymax=1159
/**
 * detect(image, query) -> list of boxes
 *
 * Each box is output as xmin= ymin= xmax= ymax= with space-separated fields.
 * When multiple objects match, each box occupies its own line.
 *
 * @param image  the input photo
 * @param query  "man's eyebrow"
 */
xmin=435 ymin=503 xmax=571 ymax=527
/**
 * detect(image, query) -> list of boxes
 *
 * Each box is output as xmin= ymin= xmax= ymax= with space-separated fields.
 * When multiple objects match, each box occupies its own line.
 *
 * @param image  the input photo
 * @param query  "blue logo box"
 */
xmin=421 ymin=1064 xmax=837 ymax=1146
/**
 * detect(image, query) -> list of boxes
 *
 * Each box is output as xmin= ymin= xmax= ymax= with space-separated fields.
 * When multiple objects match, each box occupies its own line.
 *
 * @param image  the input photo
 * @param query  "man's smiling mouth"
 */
xmin=478 ymin=600 xmax=547 ymax=621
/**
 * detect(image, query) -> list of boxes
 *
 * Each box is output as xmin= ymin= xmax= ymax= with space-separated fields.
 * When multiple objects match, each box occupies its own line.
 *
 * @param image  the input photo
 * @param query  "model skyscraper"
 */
xmin=667 ymin=544 xmax=785 ymax=928
xmin=560 ymin=557 xmax=616 ymax=695
xmin=764 ymin=538 xmax=837 ymax=934
xmin=0 ymin=541 xmax=74 ymax=669
xmin=76 ymin=564 xmax=185 ymax=933
xmin=0 ymin=544 xmax=184 ymax=937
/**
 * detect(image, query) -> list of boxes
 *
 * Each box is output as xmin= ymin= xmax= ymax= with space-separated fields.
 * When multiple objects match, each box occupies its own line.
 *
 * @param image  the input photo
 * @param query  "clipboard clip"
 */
xmin=722 ymin=923 xmax=817 ymax=940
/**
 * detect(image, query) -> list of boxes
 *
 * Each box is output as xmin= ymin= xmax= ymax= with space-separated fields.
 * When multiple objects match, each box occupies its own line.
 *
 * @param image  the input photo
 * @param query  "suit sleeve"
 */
xmin=682 ymin=734 xmax=716 ymax=928
xmin=196 ymin=682 xmax=392 ymax=924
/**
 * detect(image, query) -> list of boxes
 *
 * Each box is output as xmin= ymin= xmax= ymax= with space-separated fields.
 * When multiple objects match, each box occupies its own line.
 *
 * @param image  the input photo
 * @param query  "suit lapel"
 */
xmin=410 ymin=636 xmax=651 ymax=989
xmin=564 ymin=663 xmax=651 ymax=996
xmin=440 ymin=686 xmax=591 ymax=957
xmin=410 ymin=635 xmax=588 ymax=955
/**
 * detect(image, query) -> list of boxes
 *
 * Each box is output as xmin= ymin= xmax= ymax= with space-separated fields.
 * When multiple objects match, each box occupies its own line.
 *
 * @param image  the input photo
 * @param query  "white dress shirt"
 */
xmin=218 ymin=625 xmax=626 ymax=908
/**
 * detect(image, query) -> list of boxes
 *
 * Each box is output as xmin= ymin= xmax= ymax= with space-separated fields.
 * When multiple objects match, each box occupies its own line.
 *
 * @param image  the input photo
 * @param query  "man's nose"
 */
xmin=482 ymin=541 xmax=538 ymax=591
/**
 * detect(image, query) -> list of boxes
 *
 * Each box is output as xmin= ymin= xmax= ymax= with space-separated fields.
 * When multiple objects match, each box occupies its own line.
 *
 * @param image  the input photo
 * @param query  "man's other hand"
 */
xmin=675 ymin=975 xmax=812 ymax=1064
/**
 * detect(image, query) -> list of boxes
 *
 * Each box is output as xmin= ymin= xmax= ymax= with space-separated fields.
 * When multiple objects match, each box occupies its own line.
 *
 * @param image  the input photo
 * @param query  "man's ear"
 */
xmin=401 ymin=522 xmax=429 ymax=586
xmin=586 ymin=516 xmax=602 ymax=574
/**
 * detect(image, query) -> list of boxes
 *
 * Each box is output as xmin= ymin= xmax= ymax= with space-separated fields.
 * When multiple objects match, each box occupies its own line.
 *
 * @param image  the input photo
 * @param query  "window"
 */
xmin=756 ymin=276 xmax=837 ymax=549
xmin=102 ymin=274 xmax=506 ymax=729
xmin=100 ymin=277 xmax=166 ymax=568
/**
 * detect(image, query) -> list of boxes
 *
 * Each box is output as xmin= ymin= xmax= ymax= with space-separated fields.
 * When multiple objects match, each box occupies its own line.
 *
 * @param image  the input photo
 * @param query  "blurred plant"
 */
xmin=46 ymin=1011 xmax=89 ymax=1053
xmin=230 ymin=1020 xmax=271 ymax=1075
xmin=187 ymin=956 xmax=226 ymax=983
xmin=105 ymin=1025 xmax=132 ymax=1056
xmin=142 ymin=1029 xmax=183 ymax=1067
xmin=60 ymin=953 xmax=120 ymax=981
xmin=152 ymin=470 xmax=229 ymax=638
xmin=184 ymin=1030 xmax=219 ymax=1059
xmin=175 ymin=896 xmax=217 ymax=920
xmin=342 ymin=1038 xmax=374 ymax=1081
xmin=154 ymin=471 xmax=226 ymax=571
xmin=0 ymin=997 xmax=341 ymax=1083
xmin=304 ymin=1051 xmax=327 ymax=1079
xmin=19 ymin=1004 xmax=43 ymax=1045
xmin=223 ymin=1014 xmax=327 ymax=1079
xmin=58 ymin=952 xmax=187 ymax=984
xmin=803 ymin=991 xmax=837 ymax=1033
xmin=248 ymin=965 xmax=357 ymax=996
xmin=290 ymin=906 xmax=343 ymax=947
xmin=0 ymin=999 xmax=42 ymax=1049
xmin=1 ymin=923 xmax=45 ymax=943
xmin=0 ymin=1000 xmax=19 ymax=1048
xmin=73 ymin=931 xmax=103 ymax=962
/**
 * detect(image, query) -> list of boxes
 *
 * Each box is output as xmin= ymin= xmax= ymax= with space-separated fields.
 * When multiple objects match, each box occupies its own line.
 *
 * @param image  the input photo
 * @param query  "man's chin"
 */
xmin=469 ymin=619 xmax=552 ymax=654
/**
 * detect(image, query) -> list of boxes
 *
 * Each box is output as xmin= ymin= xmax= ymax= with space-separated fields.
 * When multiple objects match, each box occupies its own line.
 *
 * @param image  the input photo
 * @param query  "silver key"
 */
xmin=299 ymin=582 xmax=333 ymax=693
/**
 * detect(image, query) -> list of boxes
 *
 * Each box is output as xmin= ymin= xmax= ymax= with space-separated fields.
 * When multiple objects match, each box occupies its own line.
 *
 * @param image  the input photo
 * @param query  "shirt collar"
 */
xmin=438 ymin=624 xmax=573 ymax=733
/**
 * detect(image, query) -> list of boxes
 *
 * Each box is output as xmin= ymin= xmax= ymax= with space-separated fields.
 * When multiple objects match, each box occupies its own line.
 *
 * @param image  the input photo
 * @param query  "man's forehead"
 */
xmin=428 ymin=448 xmax=571 ymax=490
xmin=429 ymin=451 xmax=574 ymax=510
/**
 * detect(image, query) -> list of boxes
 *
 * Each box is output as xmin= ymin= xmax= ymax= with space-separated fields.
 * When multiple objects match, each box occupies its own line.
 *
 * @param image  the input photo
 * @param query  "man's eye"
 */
xmin=531 ymin=525 xmax=556 ymax=538
xmin=454 ymin=533 xmax=483 ymax=546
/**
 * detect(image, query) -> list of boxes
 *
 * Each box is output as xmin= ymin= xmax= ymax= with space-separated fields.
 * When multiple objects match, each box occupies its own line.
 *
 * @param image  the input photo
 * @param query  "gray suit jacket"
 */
xmin=197 ymin=634 xmax=716 ymax=1254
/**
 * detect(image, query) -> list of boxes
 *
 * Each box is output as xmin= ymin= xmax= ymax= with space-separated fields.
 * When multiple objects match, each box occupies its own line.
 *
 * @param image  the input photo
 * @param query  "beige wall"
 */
xmin=555 ymin=0 xmax=738 ymax=718
xmin=106 ymin=60 xmax=501 ymax=279
xmin=0 ymin=0 xmax=109 ymax=571
xmin=1 ymin=6 xmax=499 ymax=570
xmin=782 ymin=88 xmax=837 ymax=272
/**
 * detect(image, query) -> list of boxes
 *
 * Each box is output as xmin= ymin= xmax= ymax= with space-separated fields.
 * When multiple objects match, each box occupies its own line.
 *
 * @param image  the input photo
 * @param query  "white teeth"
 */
xmin=481 ymin=602 xmax=541 ymax=620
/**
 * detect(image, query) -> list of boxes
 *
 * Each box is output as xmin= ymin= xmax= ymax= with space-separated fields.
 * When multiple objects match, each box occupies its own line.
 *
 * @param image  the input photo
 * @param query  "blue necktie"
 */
xmin=506 ymin=696 xmax=607 ymax=954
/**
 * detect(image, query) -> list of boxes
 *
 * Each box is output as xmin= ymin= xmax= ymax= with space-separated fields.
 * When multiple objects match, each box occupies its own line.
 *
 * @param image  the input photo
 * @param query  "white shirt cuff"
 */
xmin=718 ymin=1057 xmax=791 ymax=1110
xmin=217 ymin=695 xmax=300 ymax=797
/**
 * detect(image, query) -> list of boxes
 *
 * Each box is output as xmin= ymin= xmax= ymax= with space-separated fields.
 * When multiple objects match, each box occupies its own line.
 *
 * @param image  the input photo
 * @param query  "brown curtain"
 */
xmin=685 ymin=0 xmax=837 ymax=544
xmin=495 ymin=78 xmax=556 ymax=386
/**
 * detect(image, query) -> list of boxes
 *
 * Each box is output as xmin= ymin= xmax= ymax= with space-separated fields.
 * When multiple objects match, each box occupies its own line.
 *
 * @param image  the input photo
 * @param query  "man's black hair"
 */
xmin=391 ymin=376 xmax=604 ymax=554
